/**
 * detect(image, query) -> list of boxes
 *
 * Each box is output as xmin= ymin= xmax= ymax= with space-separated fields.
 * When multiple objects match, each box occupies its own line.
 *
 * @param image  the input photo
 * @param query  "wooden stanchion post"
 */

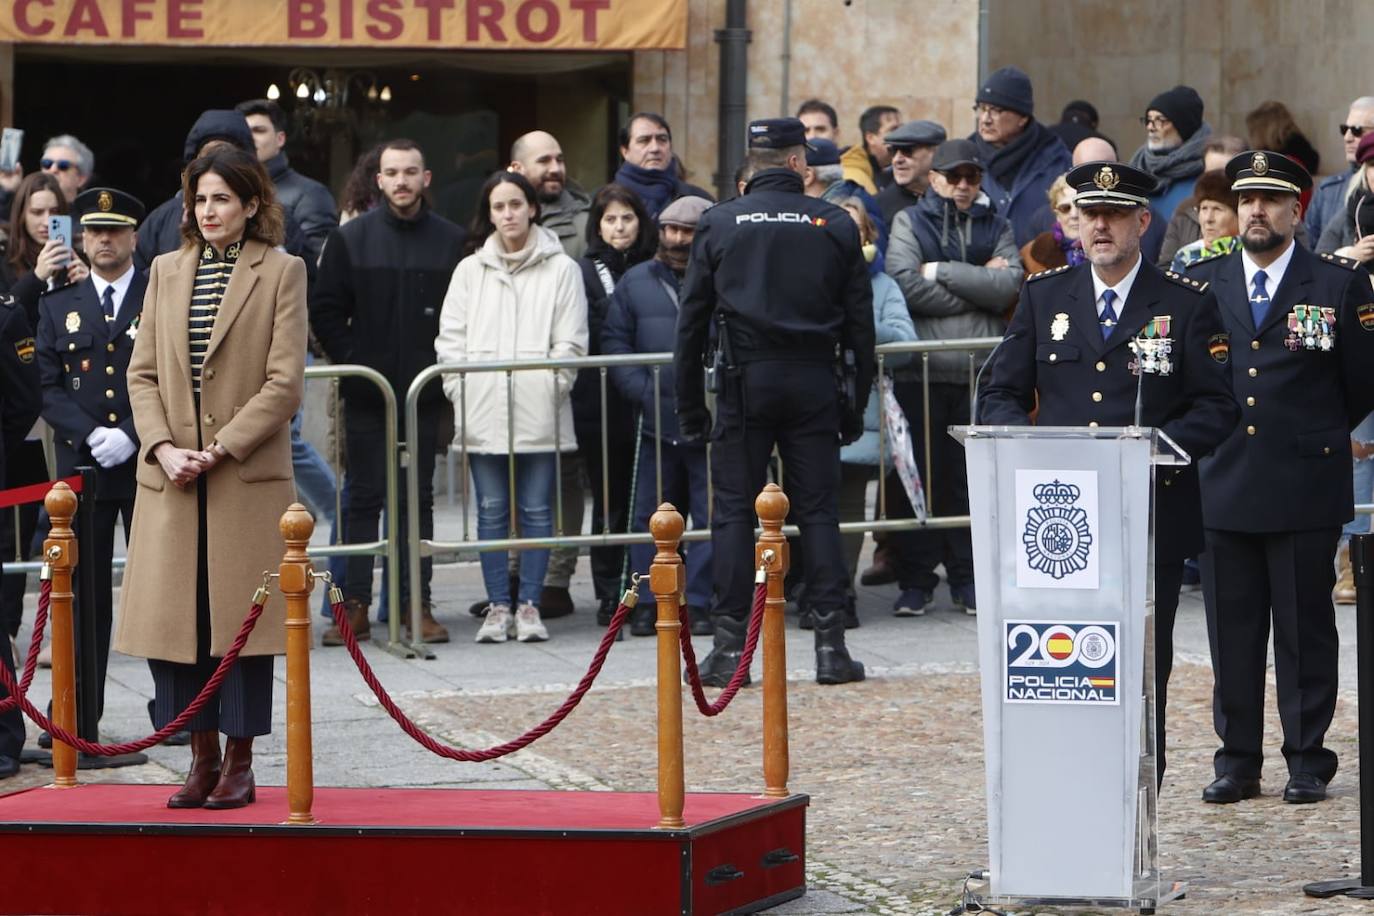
xmin=44 ymin=482 xmax=79 ymax=788
xmin=279 ymin=504 xmax=317 ymax=826
xmin=650 ymin=503 xmax=686 ymax=829
xmin=756 ymin=483 xmax=790 ymax=799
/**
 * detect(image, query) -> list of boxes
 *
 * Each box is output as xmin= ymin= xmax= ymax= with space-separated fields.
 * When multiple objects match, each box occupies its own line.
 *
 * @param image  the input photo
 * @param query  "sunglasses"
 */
xmin=1055 ymin=203 xmax=1075 ymax=214
xmin=40 ymin=158 xmax=75 ymax=172
xmin=1342 ymin=124 xmax=1370 ymax=138
xmin=942 ymin=170 xmax=982 ymax=186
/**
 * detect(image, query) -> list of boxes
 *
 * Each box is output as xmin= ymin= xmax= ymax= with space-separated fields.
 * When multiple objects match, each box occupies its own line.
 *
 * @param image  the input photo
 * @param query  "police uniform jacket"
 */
xmin=980 ymin=259 xmax=1240 ymax=563
xmin=34 ymin=272 xmax=148 ymax=501
xmin=1187 ymin=244 xmax=1374 ymax=533
xmin=674 ymin=168 xmax=877 ymax=419
xmin=0 ymin=296 xmax=40 ymax=487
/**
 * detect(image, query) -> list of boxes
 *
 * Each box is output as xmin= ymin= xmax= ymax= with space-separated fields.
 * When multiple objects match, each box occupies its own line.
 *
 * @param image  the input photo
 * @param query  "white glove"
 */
xmin=85 ymin=427 xmax=110 ymax=451
xmin=90 ymin=428 xmax=136 ymax=469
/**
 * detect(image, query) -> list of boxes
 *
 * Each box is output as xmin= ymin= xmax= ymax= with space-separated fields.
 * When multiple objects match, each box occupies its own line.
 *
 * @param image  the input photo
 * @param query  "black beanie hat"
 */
xmin=976 ymin=66 xmax=1034 ymax=118
xmin=1146 ymin=86 xmax=1204 ymax=142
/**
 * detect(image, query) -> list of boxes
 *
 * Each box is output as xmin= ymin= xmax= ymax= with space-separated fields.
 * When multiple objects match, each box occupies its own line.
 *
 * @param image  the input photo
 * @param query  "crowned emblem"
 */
xmin=1050 ymin=312 xmax=1070 ymax=341
xmin=1022 ymin=480 xmax=1093 ymax=580
xmin=65 ymin=311 xmax=80 ymax=333
xmin=1252 ymin=152 xmax=1269 ymax=175
xmin=97 ymin=191 xmax=113 ymax=212
xmin=1093 ymin=166 xmax=1120 ymax=191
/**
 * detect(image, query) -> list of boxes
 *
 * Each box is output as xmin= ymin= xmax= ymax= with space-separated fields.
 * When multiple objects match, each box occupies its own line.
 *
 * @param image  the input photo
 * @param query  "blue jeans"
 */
xmin=1345 ymin=412 xmax=1374 ymax=539
xmin=469 ymin=453 xmax=557 ymax=606
xmin=290 ymin=408 xmax=348 ymax=616
xmin=630 ymin=435 xmax=713 ymax=608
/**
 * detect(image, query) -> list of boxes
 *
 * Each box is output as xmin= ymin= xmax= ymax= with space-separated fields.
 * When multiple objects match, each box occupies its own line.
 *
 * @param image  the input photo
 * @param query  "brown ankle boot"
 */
xmin=166 ymin=730 xmax=221 ymax=809
xmin=412 ymin=602 xmax=450 ymax=643
xmin=322 ymin=597 xmax=371 ymax=646
xmin=203 ymin=736 xmax=256 ymax=809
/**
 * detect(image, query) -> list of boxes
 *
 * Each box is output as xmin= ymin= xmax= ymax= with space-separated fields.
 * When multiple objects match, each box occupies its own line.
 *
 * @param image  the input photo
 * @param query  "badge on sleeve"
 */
xmin=1358 ymin=303 xmax=1374 ymax=331
xmin=65 ymin=311 xmax=80 ymax=333
xmin=1208 ymin=333 xmax=1230 ymax=363
xmin=13 ymin=337 xmax=33 ymax=364
xmin=1050 ymin=313 xmax=1070 ymax=341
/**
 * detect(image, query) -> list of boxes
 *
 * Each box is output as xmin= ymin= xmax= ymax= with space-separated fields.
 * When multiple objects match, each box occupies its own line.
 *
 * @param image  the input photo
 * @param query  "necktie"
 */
xmin=1099 ymin=289 xmax=1118 ymax=340
xmin=101 ymin=285 xmax=116 ymax=322
xmin=1250 ymin=269 xmax=1270 ymax=328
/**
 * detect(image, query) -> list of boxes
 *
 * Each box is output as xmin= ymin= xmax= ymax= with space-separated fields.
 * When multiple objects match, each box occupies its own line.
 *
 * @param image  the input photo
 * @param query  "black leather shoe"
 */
xmin=629 ymin=604 xmax=656 ymax=637
xmin=689 ymin=649 xmax=748 ymax=688
xmin=1283 ymin=773 xmax=1328 ymax=804
xmin=687 ymin=606 xmax=714 ymax=636
xmin=1202 ymin=774 xmax=1261 ymax=803
xmin=0 ymin=755 xmax=18 ymax=778
xmin=38 ymin=730 xmax=50 ymax=750
xmin=596 ymin=598 xmax=615 ymax=628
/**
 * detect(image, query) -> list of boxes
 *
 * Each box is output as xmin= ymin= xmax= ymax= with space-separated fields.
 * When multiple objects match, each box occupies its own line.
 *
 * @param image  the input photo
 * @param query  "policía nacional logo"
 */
xmin=1022 ymin=479 xmax=1093 ymax=580
xmin=1005 ymin=620 xmax=1119 ymax=705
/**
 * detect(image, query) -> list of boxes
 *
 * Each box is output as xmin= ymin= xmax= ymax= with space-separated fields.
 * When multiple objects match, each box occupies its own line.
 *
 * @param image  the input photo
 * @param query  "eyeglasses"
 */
xmin=1055 ymin=203 xmax=1075 ymax=214
xmin=943 ymin=170 xmax=982 ymax=186
xmin=40 ymin=158 xmax=75 ymax=172
xmin=889 ymin=145 xmax=917 ymax=156
xmin=1139 ymin=116 xmax=1172 ymax=129
xmin=1342 ymin=124 xmax=1370 ymax=138
xmin=972 ymin=104 xmax=1007 ymax=118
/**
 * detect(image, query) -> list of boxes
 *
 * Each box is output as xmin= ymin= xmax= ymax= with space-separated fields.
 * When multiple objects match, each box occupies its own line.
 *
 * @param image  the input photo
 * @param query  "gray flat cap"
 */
xmin=883 ymin=119 xmax=947 ymax=148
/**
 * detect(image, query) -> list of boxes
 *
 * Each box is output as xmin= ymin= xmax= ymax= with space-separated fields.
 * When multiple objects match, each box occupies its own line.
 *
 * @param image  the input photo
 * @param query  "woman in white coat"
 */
xmin=437 ymin=172 xmax=588 ymax=643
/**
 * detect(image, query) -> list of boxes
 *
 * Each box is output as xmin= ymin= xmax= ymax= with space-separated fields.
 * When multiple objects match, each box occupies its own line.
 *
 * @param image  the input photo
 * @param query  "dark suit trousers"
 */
xmin=77 ymin=499 xmax=133 ymax=723
xmin=1154 ymin=561 xmax=1184 ymax=786
xmin=0 ymin=569 xmax=22 ymax=758
xmin=1 ymin=441 xmax=48 ymax=637
xmin=147 ymin=478 xmax=272 ymax=738
xmin=1202 ymin=527 xmax=1340 ymax=782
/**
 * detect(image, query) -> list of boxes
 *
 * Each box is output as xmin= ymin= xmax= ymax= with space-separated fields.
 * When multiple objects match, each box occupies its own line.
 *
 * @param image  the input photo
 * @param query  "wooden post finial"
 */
xmin=279 ymin=502 xmax=316 ymax=548
xmin=754 ymin=483 xmax=790 ymax=533
xmin=43 ymin=481 xmax=78 ymax=535
xmin=649 ymin=502 xmax=686 ymax=830
xmin=279 ymin=502 xmax=317 ymax=826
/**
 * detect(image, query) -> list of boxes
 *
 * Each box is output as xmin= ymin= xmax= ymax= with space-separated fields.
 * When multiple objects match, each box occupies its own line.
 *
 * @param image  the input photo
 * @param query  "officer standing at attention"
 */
xmin=0 ymin=292 xmax=40 ymax=777
xmin=33 ymin=187 xmax=147 ymax=728
xmin=1186 ymin=151 xmax=1374 ymax=805
xmin=980 ymin=161 xmax=1239 ymax=786
xmin=675 ymin=118 xmax=876 ymax=686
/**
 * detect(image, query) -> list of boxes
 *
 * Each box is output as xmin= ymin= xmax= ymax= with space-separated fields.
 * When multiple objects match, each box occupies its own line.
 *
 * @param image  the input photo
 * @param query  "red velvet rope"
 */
xmin=0 ymin=578 xmax=50 ymax=714
xmin=0 ymin=596 xmax=265 ymax=756
xmin=332 ymin=594 xmax=634 ymax=761
xmin=0 ymin=475 xmax=83 ymax=510
xmin=679 ymin=581 xmax=767 ymax=716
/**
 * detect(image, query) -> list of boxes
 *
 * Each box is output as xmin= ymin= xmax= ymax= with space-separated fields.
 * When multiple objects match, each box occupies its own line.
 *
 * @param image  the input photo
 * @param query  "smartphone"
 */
xmin=48 ymin=214 xmax=71 ymax=266
xmin=0 ymin=128 xmax=21 ymax=173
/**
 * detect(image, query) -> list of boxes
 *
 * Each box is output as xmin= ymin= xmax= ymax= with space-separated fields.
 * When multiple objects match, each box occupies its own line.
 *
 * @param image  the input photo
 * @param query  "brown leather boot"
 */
xmin=203 ymin=736 xmax=256 ymax=809
xmin=322 ymin=597 xmax=371 ymax=646
xmin=410 ymin=602 xmax=450 ymax=643
xmin=1335 ymin=548 xmax=1357 ymax=605
xmin=166 ymin=730 xmax=221 ymax=809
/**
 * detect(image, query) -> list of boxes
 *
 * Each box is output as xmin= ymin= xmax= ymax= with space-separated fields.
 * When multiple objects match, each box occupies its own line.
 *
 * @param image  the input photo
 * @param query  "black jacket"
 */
xmin=674 ymin=168 xmax=876 ymax=418
xmin=1188 ymin=245 xmax=1374 ymax=532
xmin=266 ymin=152 xmax=338 ymax=266
xmin=603 ymin=258 xmax=693 ymax=443
xmin=309 ymin=204 xmax=466 ymax=408
xmin=0 ymin=295 xmax=40 ymax=487
xmin=571 ymin=241 xmax=644 ymax=436
xmin=35 ymin=272 xmax=147 ymax=500
xmin=980 ymin=260 xmax=1239 ymax=563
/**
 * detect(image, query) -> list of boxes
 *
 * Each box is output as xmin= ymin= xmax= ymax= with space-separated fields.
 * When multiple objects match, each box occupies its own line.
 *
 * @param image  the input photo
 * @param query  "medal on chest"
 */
xmin=1285 ymin=305 xmax=1335 ymax=352
xmin=1128 ymin=315 xmax=1173 ymax=376
xmin=1050 ymin=312 xmax=1070 ymax=342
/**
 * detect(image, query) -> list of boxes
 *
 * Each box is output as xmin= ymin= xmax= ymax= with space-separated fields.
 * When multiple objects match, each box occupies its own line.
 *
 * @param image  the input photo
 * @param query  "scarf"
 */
xmin=492 ymin=231 xmax=538 ymax=272
xmin=1129 ymin=123 xmax=1214 ymax=196
xmin=613 ymin=161 xmax=681 ymax=220
xmin=974 ymin=119 xmax=1054 ymax=190
xmin=1052 ymin=221 xmax=1085 ymax=266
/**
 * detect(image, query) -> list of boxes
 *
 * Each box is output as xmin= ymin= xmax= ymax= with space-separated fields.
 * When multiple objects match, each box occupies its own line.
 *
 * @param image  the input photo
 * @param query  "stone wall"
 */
xmin=632 ymin=0 xmax=981 ymax=195
xmin=984 ymin=0 xmax=1369 ymax=179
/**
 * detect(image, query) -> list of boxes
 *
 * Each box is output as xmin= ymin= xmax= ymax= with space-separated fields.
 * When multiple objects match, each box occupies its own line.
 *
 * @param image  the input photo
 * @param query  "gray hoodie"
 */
xmin=540 ymin=183 xmax=592 ymax=260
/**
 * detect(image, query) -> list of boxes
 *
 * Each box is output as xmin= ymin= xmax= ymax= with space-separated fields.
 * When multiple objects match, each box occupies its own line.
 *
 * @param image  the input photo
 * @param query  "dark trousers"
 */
xmin=1202 ymin=527 xmax=1341 ymax=782
xmin=629 ymin=435 xmax=713 ymax=608
xmin=75 ymin=499 xmax=132 ymax=723
xmin=342 ymin=399 xmax=438 ymax=609
xmin=575 ymin=421 xmax=635 ymax=600
xmin=148 ymin=478 xmax=272 ymax=738
xmin=710 ymin=362 xmax=845 ymax=625
xmin=1 ymin=441 xmax=48 ymax=637
xmin=888 ymin=380 xmax=974 ymax=591
xmin=1154 ymin=561 xmax=1184 ymax=785
xmin=0 ymin=568 xmax=22 ymax=758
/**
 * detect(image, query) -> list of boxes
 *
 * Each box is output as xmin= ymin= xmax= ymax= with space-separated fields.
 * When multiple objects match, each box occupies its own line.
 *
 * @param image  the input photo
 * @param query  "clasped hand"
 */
xmin=152 ymin=442 xmax=223 ymax=489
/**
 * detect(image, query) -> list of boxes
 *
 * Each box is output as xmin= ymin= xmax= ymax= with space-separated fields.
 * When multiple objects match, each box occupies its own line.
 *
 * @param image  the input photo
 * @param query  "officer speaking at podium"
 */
xmin=674 ymin=117 xmax=876 ymax=686
xmin=980 ymin=161 xmax=1239 ymax=784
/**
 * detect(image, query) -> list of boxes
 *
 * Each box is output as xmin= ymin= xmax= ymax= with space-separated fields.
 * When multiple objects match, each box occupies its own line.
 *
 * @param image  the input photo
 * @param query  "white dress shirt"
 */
xmin=90 ymin=264 xmax=135 ymax=321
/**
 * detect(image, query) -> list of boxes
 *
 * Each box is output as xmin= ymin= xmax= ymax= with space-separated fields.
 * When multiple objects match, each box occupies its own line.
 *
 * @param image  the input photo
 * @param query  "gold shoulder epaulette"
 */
xmin=1163 ymin=269 xmax=1209 ymax=294
xmin=1320 ymin=251 xmax=1360 ymax=271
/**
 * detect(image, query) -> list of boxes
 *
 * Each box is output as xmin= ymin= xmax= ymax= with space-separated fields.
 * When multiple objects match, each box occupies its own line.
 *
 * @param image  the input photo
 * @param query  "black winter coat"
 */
xmin=603 ymin=258 xmax=694 ymax=443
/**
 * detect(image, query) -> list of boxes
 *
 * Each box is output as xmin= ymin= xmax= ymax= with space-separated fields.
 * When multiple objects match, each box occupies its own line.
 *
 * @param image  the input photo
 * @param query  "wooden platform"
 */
xmin=0 ymin=785 xmax=807 ymax=915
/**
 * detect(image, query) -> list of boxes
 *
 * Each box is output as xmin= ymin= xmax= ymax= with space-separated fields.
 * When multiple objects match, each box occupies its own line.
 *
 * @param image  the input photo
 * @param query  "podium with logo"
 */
xmin=952 ymin=425 xmax=1188 ymax=913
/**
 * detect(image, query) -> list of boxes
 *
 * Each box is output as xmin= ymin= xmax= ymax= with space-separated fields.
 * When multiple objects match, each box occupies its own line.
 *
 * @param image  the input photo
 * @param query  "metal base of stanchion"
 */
xmin=382 ymin=639 xmax=417 ymax=660
xmin=1304 ymin=878 xmax=1374 ymax=899
xmin=405 ymin=640 xmax=437 ymax=660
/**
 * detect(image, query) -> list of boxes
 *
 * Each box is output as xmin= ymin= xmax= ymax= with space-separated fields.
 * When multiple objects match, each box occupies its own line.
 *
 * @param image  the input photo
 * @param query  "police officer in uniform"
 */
xmin=0 ymin=294 xmax=40 ymax=777
xmin=34 ymin=187 xmax=147 ymax=728
xmin=675 ymin=118 xmax=876 ymax=686
xmin=981 ymin=161 xmax=1239 ymax=785
xmin=1186 ymin=151 xmax=1374 ymax=805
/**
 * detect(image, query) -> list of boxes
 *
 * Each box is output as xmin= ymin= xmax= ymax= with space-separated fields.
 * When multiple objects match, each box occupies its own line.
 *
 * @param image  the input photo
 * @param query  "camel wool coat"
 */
xmin=115 ymin=239 xmax=306 ymax=663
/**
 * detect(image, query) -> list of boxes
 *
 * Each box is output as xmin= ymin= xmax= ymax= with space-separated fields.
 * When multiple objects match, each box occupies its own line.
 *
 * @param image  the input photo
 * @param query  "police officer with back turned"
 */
xmin=980 ymin=161 xmax=1238 ymax=787
xmin=675 ymin=118 xmax=876 ymax=686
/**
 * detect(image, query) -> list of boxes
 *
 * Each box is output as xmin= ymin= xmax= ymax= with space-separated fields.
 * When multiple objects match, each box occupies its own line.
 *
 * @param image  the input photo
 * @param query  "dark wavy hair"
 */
xmin=7 ymin=172 xmax=67 ymax=276
xmin=465 ymin=171 xmax=540 ymax=255
xmin=585 ymin=182 xmax=657 ymax=262
xmin=180 ymin=146 xmax=284 ymax=249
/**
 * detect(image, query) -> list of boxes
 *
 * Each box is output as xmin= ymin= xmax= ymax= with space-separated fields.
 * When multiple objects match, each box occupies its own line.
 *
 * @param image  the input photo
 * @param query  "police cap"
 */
xmin=748 ymin=118 xmax=810 ymax=150
xmin=75 ymin=187 xmax=145 ymax=229
xmin=1066 ymin=160 xmax=1157 ymax=209
xmin=1226 ymin=149 xmax=1312 ymax=196
xmin=805 ymin=138 xmax=841 ymax=167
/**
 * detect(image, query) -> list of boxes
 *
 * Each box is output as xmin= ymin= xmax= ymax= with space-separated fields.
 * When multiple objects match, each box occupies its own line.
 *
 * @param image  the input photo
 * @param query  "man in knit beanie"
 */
xmin=966 ymin=65 xmax=1072 ymax=248
xmin=1129 ymin=85 xmax=1213 ymax=256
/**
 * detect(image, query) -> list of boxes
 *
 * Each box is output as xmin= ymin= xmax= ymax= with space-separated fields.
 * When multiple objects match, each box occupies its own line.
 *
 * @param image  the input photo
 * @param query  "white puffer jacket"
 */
xmin=436 ymin=224 xmax=588 ymax=453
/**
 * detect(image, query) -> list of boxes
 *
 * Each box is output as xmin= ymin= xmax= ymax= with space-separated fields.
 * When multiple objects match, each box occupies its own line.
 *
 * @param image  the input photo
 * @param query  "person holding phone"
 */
xmin=1 ymin=172 xmax=87 ymax=323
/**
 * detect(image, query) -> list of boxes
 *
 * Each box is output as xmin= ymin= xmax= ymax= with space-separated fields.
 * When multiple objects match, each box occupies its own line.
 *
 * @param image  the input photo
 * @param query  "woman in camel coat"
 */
xmin=116 ymin=146 xmax=305 ymax=810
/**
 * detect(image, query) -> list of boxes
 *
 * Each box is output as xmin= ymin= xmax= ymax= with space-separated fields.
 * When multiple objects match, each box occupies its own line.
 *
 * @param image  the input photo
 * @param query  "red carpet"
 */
xmin=0 ymin=785 xmax=808 ymax=915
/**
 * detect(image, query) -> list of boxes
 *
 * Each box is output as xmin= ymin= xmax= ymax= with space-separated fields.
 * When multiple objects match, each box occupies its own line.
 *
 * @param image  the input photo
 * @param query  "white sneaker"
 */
xmin=514 ymin=602 xmax=549 ymax=642
xmin=475 ymin=603 xmax=513 ymax=643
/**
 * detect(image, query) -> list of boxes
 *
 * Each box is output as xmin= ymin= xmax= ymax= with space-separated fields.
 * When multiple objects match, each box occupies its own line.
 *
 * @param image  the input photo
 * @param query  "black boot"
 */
xmin=813 ymin=605 xmax=865 ymax=685
xmin=629 ymin=603 xmax=656 ymax=637
xmin=690 ymin=611 xmax=749 ymax=688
